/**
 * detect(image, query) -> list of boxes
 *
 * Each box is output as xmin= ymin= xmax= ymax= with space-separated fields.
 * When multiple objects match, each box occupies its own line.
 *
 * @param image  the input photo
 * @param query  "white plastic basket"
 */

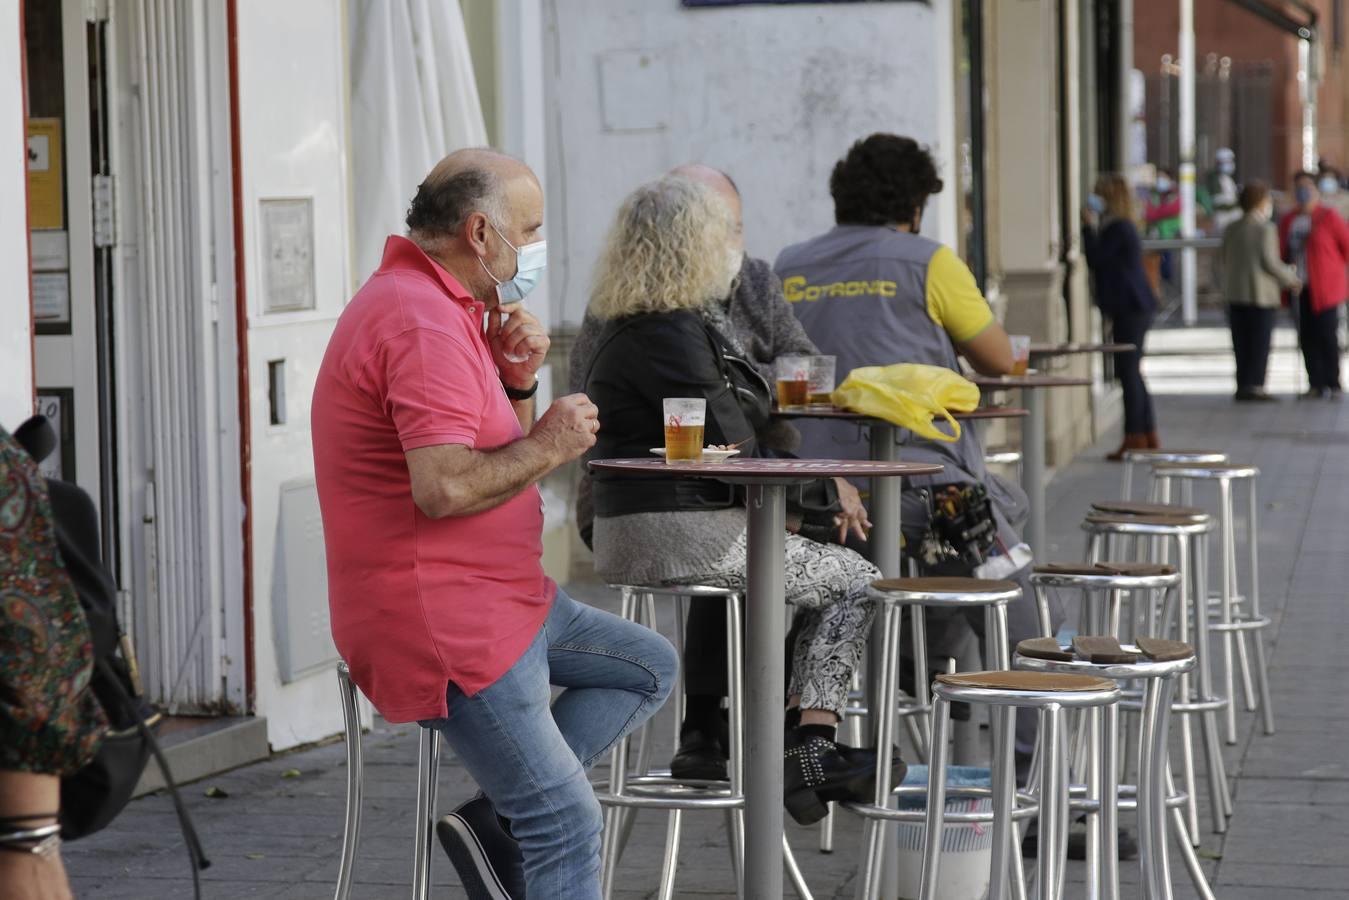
xmin=892 ymin=765 xmax=993 ymax=900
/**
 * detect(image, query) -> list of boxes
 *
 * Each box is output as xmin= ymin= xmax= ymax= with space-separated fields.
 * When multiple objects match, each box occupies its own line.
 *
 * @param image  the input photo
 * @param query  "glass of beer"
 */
xmin=775 ymin=356 xmax=811 ymax=409
xmin=807 ymin=355 xmax=836 ymax=407
xmin=1009 ymin=335 xmax=1031 ymax=376
xmin=663 ymin=398 xmax=706 ymax=462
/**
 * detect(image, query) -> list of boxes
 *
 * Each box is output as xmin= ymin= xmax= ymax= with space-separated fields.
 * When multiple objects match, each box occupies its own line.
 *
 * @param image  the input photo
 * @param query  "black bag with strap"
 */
xmin=13 ymin=415 xmax=210 ymax=896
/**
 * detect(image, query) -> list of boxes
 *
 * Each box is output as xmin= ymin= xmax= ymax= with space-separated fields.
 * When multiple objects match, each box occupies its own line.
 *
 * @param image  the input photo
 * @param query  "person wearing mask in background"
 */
xmin=1083 ymin=174 xmax=1161 ymax=455
xmin=0 ymin=426 xmax=106 ymax=900
xmin=1208 ymin=148 xmax=1242 ymax=234
xmin=1145 ymin=168 xmax=1181 ymax=288
xmin=569 ymin=164 xmax=833 ymax=782
xmin=312 ymin=148 xmax=677 ymax=898
xmin=1316 ymin=164 xmax=1349 ymax=221
xmin=1221 ymin=181 xmax=1301 ymax=401
xmin=1279 ymin=171 xmax=1349 ymax=399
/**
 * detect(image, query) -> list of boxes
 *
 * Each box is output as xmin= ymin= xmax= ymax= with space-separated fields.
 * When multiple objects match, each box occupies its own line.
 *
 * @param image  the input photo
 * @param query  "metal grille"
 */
xmin=130 ymin=0 xmax=217 ymax=712
xmin=1144 ymin=61 xmax=1274 ymax=184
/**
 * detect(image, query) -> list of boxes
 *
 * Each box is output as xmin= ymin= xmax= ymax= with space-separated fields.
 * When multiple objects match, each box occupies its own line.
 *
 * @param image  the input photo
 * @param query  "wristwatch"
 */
xmin=503 ymin=378 xmax=539 ymax=401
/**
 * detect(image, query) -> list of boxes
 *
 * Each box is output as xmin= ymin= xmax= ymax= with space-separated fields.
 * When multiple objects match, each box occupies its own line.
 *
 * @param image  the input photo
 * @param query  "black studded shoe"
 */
xmin=782 ymin=731 xmax=899 ymax=825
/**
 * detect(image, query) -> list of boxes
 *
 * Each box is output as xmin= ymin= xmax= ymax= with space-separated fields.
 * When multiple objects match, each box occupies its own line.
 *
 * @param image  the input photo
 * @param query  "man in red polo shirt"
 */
xmin=312 ymin=149 xmax=676 ymax=899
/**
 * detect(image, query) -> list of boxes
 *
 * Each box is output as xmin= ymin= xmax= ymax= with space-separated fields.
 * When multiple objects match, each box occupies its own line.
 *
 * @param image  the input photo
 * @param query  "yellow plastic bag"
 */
xmin=830 ymin=364 xmax=979 ymax=442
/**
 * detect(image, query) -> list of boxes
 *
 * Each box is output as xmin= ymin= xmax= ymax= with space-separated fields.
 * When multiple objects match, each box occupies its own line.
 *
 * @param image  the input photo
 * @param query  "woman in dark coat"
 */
xmin=1083 ymin=173 xmax=1160 ymax=457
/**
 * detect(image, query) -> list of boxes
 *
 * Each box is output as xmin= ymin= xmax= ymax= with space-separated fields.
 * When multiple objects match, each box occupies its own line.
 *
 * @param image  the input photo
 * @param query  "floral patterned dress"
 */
xmin=0 ymin=427 xmax=105 ymax=775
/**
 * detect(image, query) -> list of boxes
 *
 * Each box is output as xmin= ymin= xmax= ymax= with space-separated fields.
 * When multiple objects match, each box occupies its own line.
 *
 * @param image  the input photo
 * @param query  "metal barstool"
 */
xmin=1119 ymin=449 xmax=1228 ymax=500
xmin=1152 ymin=461 xmax=1274 ymax=744
xmin=334 ymin=661 xmax=440 ymax=900
xmin=847 ymin=577 xmax=1023 ymax=900
xmin=1026 ymin=564 xmax=1218 ymax=900
xmin=1082 ymin=512 xmax=1232 ymax=842
xmin=1015 ymin=638 xmax=1213 ymax=900
xmin=596 ymin=584 xmax=812 ymax=900
xmin=919 ymin=671 xmax=1121 ymax=900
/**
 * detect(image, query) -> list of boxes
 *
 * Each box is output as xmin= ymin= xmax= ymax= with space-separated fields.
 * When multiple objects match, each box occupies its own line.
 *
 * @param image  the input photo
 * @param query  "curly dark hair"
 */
xmin=830 ymin=134 xmax=944 ymax=226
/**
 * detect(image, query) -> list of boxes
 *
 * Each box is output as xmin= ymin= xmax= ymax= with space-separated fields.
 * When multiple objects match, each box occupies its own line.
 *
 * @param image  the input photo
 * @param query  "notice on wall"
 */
xmin=34 ymin=389 xmax=74 ymax=481
xmin=27 ymin=118 xmax=64 ymax=231
xmin=30 ymin=230 xmax=69 ymax=271
xmin=32 ymin=272 xmax=71 ymax=327
xmin=260 ymin=198 xmax=316 ymax=313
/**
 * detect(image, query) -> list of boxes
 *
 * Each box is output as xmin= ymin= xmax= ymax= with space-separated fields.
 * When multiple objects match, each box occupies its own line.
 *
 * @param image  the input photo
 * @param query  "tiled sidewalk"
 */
xmin=64 ymin=340 xmax=1349 ymax=898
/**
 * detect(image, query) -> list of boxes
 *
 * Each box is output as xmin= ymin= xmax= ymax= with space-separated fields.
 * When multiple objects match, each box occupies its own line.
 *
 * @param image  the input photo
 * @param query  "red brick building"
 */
xmin=1134 ymin=0 xmax=1348 ymax=186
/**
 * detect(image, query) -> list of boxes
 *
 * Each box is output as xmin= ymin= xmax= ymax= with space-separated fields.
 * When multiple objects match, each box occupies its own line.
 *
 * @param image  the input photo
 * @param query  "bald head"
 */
xmin=669 ymin=164 xmax=738 ymax=200
xmin=407 ymin=148 xmax=538 ymax=240
xmin=405 ymin=147 xmax=544 ymax=305
xmin=669 ymin=164 xmax=743 ymax=248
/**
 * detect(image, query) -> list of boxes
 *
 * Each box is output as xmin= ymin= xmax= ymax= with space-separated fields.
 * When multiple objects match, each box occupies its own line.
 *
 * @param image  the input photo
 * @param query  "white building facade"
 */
xmin=2 ymin=0 xmax=1124 ymax=759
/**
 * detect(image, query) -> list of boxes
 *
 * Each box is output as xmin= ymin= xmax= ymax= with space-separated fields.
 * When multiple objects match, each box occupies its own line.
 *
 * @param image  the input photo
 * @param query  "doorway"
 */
xmin=24 ymin=0 xmax=246 ymax=715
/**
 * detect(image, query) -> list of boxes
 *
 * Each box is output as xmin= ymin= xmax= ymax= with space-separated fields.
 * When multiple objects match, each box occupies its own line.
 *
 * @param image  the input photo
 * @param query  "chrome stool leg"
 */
xmin=334 ymin=664 xmax=363 ymax=900
xmin=916 ymin=695 xmax=952 ymax=900
xmin=412 ymin=726 xmax=440 ymax=900
xmin=726 ymin=592 xmax=747 ymax=899
xmin=1247 ymin=478 xmax=1276 ymax=735
xmin=599 ymin=589 xmax=637 ymax=900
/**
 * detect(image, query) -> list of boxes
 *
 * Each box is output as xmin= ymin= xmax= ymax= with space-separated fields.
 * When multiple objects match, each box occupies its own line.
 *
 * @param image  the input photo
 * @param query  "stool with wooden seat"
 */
xmin=846 ymin=577 xmax=1022 ymax=900
xmin=1081 ymin=512 xmax=1231 ymax=842
xmin=597 ymin=583 xmax=813 ymax=900
xmin=918 ymin=670 xmax=1121 ymax=900
xmin=1031 ymin=560 xmax=1180 ymax=643
xmin=334 ymin=661 xmax=442 ymax=900
xmin=1015 ymin=637 xmax=1215 ymax=900
xmin=1152 ymin=461 xmax=1273 ymax=744
xmin=1118 ymin=449 xmax=1229 ymax=501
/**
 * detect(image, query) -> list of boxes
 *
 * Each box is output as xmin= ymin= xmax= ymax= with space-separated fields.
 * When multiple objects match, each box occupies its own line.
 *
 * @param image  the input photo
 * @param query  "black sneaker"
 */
xmin=437 ymin=796 xmax=525 ymax=899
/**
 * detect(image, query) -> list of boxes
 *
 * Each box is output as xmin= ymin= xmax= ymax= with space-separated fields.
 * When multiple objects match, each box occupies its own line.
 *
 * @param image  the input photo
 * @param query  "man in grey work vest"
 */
xmin=776 ymin=133 xmax=1061 ymax=746
xmin=776 ymin=133 xmax=1131 ymax=859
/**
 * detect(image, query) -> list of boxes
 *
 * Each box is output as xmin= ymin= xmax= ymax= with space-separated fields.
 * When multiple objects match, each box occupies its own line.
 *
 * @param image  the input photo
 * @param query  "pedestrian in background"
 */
xmin=1316 ymin=163 xmax=1349 ymax=221
xmin=1083 ymin=173 xmax=1160 ymax=456
xmin=1222 ymin=181 xmax=1301 ymax=402
xmin=1279 ymin=171 xmax=1349 ymax=399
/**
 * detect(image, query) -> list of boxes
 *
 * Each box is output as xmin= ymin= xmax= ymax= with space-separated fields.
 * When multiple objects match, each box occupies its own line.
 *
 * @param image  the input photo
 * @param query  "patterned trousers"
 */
xmin=673 ymin=530 xmax=880 ymax=719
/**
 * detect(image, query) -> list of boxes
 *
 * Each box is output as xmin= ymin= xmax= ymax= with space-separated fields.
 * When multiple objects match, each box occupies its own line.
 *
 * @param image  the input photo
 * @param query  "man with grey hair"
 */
xmin=313 ymin=148 xmax=677 ymax=898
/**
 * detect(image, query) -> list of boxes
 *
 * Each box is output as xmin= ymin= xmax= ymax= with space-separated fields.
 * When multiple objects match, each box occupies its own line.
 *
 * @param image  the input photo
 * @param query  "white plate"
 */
xmin=648 ymin=447 xmax=741 ymax=463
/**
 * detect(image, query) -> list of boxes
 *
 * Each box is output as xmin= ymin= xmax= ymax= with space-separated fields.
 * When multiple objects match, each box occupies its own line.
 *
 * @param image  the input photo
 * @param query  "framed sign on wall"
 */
xmin=34 ymin=388 xmax=76 ymax=481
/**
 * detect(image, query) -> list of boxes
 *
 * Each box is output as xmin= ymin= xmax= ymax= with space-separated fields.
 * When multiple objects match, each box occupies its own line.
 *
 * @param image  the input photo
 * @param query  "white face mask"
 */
xmin=479 ymin=222 xmax=547 ymax=304
xmin=724 ymin=248 xmax=743 ymax=293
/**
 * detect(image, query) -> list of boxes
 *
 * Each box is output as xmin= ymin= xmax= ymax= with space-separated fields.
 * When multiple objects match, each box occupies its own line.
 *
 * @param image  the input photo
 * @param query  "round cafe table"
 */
xmin=1028 ymin=340 xmax=1136 ymax=360
xmin=968 ymin=373 xmax=1092 ymax=554
xmin=588 ymin=457 xmax=942 ymax=900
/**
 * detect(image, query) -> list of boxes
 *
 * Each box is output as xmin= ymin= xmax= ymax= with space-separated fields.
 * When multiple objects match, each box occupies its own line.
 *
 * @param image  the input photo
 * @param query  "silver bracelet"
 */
xmin=0 ymin=823 xmax=60 ymax=844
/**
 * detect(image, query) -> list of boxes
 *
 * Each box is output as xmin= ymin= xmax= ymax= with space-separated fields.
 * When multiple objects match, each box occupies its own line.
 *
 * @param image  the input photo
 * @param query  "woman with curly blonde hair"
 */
xmin=583 ymin=175 xmax=899 ymax=825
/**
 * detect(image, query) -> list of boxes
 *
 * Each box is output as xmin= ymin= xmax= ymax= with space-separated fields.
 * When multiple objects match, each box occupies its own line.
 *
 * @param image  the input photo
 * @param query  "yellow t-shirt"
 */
xmin=925 ymin=245 xmax=994 ymax=343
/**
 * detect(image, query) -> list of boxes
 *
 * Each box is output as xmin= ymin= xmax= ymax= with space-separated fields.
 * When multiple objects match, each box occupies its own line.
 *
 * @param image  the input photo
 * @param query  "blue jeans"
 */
xmin=420 ymin=588 xmax=677 ymax=898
